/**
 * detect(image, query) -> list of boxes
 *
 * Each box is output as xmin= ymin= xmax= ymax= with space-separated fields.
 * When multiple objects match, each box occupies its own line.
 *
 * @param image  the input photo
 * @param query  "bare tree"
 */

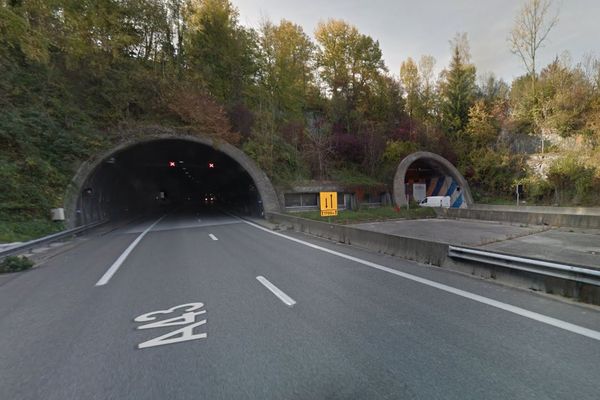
xmin=304 ymin=114 xmax=334 ymax=180
xmin=508 ymin=0 xmax=558 ymax=153
xmin=509 ymin=0 xmax=558 ymax=96
xmin=449 ymin=32 xmax=472 ymax=65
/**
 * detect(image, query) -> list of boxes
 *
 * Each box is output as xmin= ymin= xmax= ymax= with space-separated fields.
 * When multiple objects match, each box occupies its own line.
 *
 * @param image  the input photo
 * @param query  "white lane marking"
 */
xmin=209 ymin=233 xmax=218 ymax=241
xmin=256 ymin=276 xmax=297 ymax=307
xmin=242 ymin=220 xmax=600 ymax=342
xmin=95 ymin=215 xmax=166 ymax=286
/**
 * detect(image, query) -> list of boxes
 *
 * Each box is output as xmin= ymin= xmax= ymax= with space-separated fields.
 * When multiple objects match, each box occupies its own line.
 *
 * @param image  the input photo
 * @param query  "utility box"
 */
xmin=51 ymin=208 xmax=65 ymax=221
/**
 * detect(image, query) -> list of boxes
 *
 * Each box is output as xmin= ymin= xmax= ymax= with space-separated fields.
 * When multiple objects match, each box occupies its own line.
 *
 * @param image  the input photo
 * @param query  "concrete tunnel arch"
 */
xmin=393 ymin=151 xmax=473 ymax=208
xmin=64 ymin=131 xmax=280 ymax=227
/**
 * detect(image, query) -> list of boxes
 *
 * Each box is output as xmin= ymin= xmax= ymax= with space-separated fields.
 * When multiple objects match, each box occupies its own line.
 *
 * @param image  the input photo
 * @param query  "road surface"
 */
xmin=1 ymin=209 xmax=599 ymax=399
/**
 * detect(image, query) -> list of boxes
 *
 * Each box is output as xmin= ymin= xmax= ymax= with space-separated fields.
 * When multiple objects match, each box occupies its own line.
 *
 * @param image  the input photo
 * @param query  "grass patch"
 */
xmin=474 ymin=196 xmax=516 ymax=205
xmin=1 ymin=256 xmax=34 ymax=273
xmin=289 ymin=206 xmax=436 ymax=224
xmin=330 ymin=168 xmax=384 ymax=187
xmin=0 ymin=219 xmax=64 ymax=243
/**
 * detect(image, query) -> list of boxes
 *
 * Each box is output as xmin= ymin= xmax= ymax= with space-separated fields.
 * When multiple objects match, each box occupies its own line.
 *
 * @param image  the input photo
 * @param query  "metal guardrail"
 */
xmin=448 ymin=245 xmax=600 ymax=286
xmin=0 ymin=220 xmax=107 ymax=260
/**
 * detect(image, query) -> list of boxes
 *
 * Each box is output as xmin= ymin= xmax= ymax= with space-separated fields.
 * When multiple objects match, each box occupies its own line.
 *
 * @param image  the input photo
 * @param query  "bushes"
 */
xmin=0 ymin=256 xmax=34 ymax=273
xmin=380 ymin=140 xmax=419 ymax=181
xmin=518 ymin=175 xmax=554 ymax=203
xmin=464 ymin=147 xmax=526 ymax=198
xmin=547 ymin=154 xmax=600 ymax=205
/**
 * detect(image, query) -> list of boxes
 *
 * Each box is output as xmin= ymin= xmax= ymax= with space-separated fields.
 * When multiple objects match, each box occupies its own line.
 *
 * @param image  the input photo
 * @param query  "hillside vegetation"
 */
xmin=1 ymin=0 xmax=600 ymax=239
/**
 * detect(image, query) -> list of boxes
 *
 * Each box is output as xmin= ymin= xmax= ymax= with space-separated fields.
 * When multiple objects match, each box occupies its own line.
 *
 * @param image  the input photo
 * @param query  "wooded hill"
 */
xmin=2 ymin=0 xmax=600 ymax=229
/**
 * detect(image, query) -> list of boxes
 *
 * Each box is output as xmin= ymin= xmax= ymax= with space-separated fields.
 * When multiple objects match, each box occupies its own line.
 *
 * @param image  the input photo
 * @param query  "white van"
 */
xmin=419 ymin=196 xmax=451 ymax=208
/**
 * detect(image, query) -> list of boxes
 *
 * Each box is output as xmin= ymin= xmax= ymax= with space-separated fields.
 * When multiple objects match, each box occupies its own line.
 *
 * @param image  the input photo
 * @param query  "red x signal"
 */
xmin=168 ymin=161 xmax=176 ymax=168
xmin=208 ymin=163 xmax=215 ymax=168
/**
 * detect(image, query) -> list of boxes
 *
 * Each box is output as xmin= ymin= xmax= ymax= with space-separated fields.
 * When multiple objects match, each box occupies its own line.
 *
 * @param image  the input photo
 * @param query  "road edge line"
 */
xmin=242 ymin=219 xmax=600 ymax=342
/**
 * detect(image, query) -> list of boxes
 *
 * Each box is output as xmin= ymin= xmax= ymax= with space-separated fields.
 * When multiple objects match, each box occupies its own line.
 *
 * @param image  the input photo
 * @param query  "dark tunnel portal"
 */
xmin=76 ymin=139 xmax=261 ymax=224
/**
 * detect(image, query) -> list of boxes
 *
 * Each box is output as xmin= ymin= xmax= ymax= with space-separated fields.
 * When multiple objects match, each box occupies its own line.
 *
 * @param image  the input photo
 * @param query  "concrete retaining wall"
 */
xmin=266 ymin=212 xmax=600 ymax=305
xmin=436 ymin=207 xmax=600 ymax=229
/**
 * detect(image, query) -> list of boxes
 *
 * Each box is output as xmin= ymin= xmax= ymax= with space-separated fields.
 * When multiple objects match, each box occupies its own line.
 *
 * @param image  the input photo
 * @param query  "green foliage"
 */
xmin=2 ymin=0 xmax=600 ymax=227
xmin=258 ymin=19 xmax=316 ymax=120
xmin=518 ymin=175 xmax=554 ymax=203
xmin=465 ymin=100 xmax=500 ymax=148
xmin=440 ymin=45 xmax=477 ymax=138
xmin=242 ymin=113 xmax=309 ymax=184
xmin=314 ymin=19 xmax=388 ymax=130
xmin=330 ymin=167 xmax=382 ymax=186
xmin=537 ymin=59 xmax=592 ymax=137
xmin=1 ymin=256 xmax=34 ymax=273
xmin=464 ymin=147 xmax=526 ymax=198
xmin=381 ymin=140 xmax=418 ymax=180
xmin=547 ymin=154 xmax=599 ymax=204
xmin=0 ymin=219 xmax=64 ymax=243
xmin=184 ymin=0 xmax=258 ymax=105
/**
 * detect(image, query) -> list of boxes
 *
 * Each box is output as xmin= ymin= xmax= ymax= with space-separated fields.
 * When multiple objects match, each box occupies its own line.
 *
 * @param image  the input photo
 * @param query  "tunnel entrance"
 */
xmin=65 ymin=135 xmax=280 ymax=226
xmin=393 ymin=151 xmax=473 ymax=208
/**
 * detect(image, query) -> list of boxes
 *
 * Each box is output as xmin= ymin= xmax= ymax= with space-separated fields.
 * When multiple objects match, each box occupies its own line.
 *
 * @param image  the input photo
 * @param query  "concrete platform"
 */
xmin=352 ymin=219 xmax=548 ymax=246
xmin=352 ymin=218 xmax=600 ymax=269
xmin=482 ymin=228 xmax=600 ymax=268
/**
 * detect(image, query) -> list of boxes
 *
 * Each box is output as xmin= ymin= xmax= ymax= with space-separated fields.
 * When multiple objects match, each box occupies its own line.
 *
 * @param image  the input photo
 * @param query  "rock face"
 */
xmin=526 ymin=153 xmax=560 ymax=179
xmin=508 ymin=131 xmax=593 ymax=178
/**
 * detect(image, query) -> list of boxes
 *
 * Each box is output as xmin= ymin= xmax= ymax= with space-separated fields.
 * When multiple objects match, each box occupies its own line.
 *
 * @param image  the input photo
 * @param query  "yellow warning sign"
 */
xmin=319 ymin=192 xmax=338 ymax=217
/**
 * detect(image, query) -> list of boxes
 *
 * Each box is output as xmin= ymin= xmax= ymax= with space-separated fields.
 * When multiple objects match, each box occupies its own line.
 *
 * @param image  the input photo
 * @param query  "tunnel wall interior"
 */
xmin=404 ymin=159 xmax=466 ymax=208
xmin=73 ymin=139 xmax=264 ymax=225
xmin=393 ymin=152 xmax=473 ymax=208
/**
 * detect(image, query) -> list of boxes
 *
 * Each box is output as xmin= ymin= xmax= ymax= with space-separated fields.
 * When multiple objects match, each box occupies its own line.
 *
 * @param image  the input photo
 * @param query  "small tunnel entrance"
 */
xmin=393 ymin=151 xmax=473 ymax=208
xmin=66 ymin=136 xmax=279 ymax=226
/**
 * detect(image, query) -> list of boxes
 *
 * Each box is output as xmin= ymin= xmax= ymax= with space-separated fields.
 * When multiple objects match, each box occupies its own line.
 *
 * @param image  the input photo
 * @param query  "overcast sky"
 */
xmin=234 ymin=0 xmax=600 ymax=83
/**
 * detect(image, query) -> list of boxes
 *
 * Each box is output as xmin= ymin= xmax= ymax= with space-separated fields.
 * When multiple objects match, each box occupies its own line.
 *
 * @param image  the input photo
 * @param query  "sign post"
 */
xmin=319 ymin=192 xmax=338 ymax=217
xmin=516 ymin=184 xmax=523 ymax=206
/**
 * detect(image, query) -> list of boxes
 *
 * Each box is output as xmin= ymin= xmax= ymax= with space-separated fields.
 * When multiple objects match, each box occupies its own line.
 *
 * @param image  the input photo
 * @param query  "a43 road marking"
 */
xmin=134 ymin=302 xmax=207 ymax=349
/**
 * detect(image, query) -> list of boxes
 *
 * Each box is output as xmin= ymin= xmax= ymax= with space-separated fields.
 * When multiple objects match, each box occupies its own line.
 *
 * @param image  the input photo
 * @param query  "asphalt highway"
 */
xmin=1 ymin=209 xmax=600 ymax=400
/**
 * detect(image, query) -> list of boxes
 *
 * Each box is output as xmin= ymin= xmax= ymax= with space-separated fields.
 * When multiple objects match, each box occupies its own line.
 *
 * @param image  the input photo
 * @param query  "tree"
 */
xmin=183 ymin=0 xmax=257 ymax=105
xmin=465 ymin=100 xmax=500 ymax=148
xmin=303 ymin=113 xmax=334 ymax=180
xmin=399 ymin=57 xmax=420 ymax=120
xmin=509 ymin=0 xmax=558 ymax=97
xmin=508 ymin=0 xmax=558 ymax=152
xmin=257 ymin=19 xmax=316 ymax=120
xmin=314 ymin=19 xmax=387 ymax=131
xmin=167 ymin=85 xmax=240 ymax=144
xmin=536 ymin=57 xmax=592 ymax=138
xmin=439 ymin=35 xmax=477 ymax=139
xmin=418 ymin=55 xmax=437 ymax=121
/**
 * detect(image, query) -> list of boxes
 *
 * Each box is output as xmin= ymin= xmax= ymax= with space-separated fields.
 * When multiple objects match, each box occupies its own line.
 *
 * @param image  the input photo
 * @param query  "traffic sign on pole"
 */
xmin=319 ymin=192 xmax=338 ymax=217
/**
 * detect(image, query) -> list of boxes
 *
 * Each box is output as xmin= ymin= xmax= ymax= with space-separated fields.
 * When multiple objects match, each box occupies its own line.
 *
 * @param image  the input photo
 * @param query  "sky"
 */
xmin=233 ymin=0 xmax=600 ymax=83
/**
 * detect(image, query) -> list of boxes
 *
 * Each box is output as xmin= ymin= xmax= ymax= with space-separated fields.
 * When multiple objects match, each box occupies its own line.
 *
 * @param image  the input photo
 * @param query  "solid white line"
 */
xmin=95 ymin=215 xmax=166 ymax=286
xmin=256 ymin=276 xmax=297 ymax=307
xmin=242 ymin=219 xmax=600 ymax=342
xmin=209 ymin=233 xmax=218 ymax=241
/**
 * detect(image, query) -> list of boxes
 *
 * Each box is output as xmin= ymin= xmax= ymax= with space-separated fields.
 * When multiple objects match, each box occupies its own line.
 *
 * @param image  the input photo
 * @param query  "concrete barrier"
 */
xmin=436 ymin=207 xmax=600 ymax=229
xmin=266 ymin=212 xmax=448 ymax=266
xmin=266 ymin=212 xmax=600 ymax=305
xmin=472 ymin=204 xmax=600 ymax=216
